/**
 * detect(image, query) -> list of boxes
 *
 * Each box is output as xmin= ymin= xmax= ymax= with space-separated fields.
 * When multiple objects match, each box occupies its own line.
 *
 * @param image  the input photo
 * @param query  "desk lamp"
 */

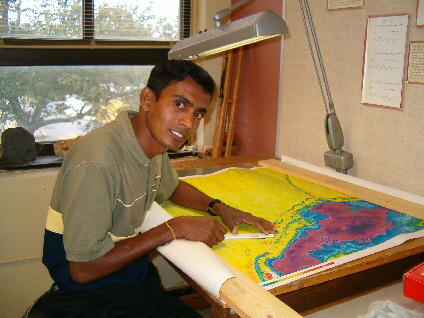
xmin=299 ymin=0 xmax=353 ymax=173
xmin=168 ymin=0 xmax=288 ymax=60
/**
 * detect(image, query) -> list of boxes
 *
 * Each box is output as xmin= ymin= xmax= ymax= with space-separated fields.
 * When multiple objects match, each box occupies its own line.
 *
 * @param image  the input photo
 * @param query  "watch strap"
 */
xmin=207 ymin=199 xmax=224 ymax=216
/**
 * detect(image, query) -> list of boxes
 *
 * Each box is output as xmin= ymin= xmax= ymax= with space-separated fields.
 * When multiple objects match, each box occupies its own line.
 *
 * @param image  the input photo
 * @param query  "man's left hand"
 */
xmin=212 ymin=203 xmax=276 ymax=235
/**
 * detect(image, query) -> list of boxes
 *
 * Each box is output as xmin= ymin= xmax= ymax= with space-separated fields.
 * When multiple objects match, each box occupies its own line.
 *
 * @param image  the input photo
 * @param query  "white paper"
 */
xmin=280 ymin=155 xmax=424 ymax=205
xmin=140 ymin=202 xmax=237 ymax=301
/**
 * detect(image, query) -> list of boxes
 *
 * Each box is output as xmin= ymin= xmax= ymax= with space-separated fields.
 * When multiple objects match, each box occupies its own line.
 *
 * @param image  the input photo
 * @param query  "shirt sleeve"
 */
xmin=59 ymin=163 xmax=117 ymax=262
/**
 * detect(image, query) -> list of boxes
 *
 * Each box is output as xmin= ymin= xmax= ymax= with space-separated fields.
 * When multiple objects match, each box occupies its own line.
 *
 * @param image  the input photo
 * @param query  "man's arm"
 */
xmin=69 ymin=206 xmax=226 ymax=284
xmin=168 ymin=180 xmax=276 ymax=235
xmin=70 ymin=181 xmax=274 ymax=285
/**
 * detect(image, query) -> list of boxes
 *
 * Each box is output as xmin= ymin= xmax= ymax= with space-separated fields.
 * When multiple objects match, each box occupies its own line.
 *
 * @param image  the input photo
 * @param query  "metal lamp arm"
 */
xmin=299 ymin=0 xmax=354 ymax=172
xmin=301 ymin=0 xmax=335 ymax=114
xmin=213 ymin=0 xmax=252 ymax=27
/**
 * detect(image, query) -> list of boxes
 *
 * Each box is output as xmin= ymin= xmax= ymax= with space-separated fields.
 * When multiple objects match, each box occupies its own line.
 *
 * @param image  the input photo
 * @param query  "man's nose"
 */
xmin=178 ymin=112 xmax=193 ymax=128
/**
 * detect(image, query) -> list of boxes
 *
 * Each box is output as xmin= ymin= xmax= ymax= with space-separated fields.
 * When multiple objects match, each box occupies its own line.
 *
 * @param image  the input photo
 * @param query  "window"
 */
xmin=0 ymin=0 xmax=191 ymax=145
xmin=0 ymin=65 xmax=153 ymax=142
xmin=1 ymin=0 xmax=181 ymax=41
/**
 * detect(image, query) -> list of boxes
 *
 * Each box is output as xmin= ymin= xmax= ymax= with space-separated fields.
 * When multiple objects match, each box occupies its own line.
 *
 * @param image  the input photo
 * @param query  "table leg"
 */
xmin=211 ymin=303 xmax=240 ymax=318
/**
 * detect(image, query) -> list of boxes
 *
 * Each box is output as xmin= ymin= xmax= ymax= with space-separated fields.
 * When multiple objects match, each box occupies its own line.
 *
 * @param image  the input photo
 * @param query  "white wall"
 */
xmin=0 ymin=170 xmax=56 ymax=317
xmin=279 ymin=0 xmax=424 ymax=197
xmin=194 ymin=0 xmax=230 ymax=148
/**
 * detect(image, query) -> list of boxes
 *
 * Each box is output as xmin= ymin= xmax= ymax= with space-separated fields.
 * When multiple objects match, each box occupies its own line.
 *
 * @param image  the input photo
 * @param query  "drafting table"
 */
xmin=170 ymin=155 xmax=424 ymax=318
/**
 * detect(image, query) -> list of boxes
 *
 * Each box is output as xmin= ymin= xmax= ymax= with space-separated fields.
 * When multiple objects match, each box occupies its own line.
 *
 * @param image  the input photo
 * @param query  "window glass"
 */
xmin=0 ymin=65 xmax=153 ymax=142
xmin=1 ymin=0 xmax=83 ymax=39
xmin=1 ymin=0 xmax=180 ymax=40
xmin=95 ymin=0 xmax=179 ymax=40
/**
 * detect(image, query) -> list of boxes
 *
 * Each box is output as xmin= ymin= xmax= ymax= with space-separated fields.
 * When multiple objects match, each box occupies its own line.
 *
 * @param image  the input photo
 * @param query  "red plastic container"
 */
xmin=404 ymin=262 xmax=424 ymax=303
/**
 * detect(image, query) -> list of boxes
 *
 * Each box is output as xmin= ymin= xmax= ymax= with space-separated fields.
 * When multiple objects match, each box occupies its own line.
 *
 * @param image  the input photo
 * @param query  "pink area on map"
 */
xmin=271 ymin=202 xmax=393 ymax=274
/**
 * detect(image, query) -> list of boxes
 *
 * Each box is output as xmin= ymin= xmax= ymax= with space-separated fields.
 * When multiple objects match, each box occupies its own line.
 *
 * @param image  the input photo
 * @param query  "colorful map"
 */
xmin=161 ymin=167 xmax=424 ymax=290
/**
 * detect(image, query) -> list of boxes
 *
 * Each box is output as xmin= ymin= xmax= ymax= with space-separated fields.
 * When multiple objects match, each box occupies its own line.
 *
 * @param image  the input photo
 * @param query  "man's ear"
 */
xmin=140 ymin=87 xmax=155 ymax=111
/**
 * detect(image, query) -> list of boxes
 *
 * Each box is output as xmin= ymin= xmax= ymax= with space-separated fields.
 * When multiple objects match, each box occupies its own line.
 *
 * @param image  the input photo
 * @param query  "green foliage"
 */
xmin=0 ymin=65 xmax=153 ymax=135
xmin=95 ymin=4 xmax=153 ymax=39
xmin=2 ymin=0 xmax=82 ymax=38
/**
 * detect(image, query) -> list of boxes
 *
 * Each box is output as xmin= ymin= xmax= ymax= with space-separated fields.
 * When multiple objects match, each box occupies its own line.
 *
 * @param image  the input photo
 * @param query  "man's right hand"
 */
xmin=167 ymin=216 xmax=227 ymax=247
xmin=69 ymin=216 xmax=226 ymax=285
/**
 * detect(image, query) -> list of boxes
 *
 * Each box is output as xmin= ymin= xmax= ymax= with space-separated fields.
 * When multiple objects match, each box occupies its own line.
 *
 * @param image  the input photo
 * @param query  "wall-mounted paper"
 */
xmin=361 ymin=15 xmax=409 ymax=109
xmin=140 ymin=202 xmax=237 ymax=301
xmin=327 ymin=0 xmax=363 ymax=11
xmin=407 ymin=41 xmax=424 ymax=84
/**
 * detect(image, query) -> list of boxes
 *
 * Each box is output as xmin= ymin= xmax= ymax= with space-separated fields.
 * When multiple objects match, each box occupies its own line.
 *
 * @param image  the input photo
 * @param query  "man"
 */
xmin=41 ymin=60 xmax=275 ymax=317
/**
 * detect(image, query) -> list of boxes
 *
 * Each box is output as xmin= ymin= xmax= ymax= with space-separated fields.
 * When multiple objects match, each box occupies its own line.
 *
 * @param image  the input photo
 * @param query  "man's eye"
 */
xmin=195 ymin=112 xmax=204 ymax=119
xmin=176 ymin=101 xmax=184 ymax=108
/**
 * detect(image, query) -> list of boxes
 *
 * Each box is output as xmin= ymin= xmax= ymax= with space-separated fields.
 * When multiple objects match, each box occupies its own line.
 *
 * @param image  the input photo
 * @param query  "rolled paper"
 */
xmin=140 ymin=201 xmax=237 ymax=301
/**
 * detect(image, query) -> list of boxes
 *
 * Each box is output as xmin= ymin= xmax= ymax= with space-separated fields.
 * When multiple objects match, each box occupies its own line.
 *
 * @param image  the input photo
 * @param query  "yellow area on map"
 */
xmin=161 ymin=167 xmax=354 ymax=283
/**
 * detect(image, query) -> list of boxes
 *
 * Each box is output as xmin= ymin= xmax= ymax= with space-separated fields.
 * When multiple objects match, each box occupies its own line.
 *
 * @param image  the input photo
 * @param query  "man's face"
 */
xmin=141 ymin=76 xmax=211 ymax=154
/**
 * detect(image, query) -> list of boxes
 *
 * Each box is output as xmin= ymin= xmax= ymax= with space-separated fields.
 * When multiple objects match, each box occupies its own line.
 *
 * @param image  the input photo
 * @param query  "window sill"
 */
xmin=0 ymin=149 xmax=199 ymax=172
xmin=0 ymin=156 xmax=63 ymax=171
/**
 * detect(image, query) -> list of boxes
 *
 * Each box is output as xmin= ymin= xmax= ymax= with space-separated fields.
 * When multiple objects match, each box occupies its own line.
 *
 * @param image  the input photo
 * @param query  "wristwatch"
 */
xmin=207 ymin=199 xmax=224 ymax=216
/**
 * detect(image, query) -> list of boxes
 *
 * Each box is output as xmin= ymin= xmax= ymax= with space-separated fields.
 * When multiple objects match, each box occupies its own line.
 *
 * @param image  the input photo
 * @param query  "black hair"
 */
xmin=147 ymin=60 xmax=215 ymax=99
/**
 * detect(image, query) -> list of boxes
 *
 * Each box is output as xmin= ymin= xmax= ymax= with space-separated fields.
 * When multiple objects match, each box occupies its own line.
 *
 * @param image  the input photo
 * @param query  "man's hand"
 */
xmin=168 ymin=216 xmax=227 ymax=247
xmin=69 ymin=214 xmax=227 ymax=284
xmin=213 ymin=203 xmax=276 ymax=235
xmin=169 ymin=180 xmax=275 ymax=236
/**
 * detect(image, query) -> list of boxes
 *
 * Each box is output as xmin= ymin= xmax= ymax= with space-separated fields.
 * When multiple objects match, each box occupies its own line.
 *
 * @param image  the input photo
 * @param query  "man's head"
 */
xmin=147 ymin=60 xmax=215 ymax=101
xmin=133 ymin=60 xmax=215 ymax=158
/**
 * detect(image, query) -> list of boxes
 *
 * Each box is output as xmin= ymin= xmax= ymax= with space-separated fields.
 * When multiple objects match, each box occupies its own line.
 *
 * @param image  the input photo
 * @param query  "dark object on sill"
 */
xmin=35 ymin=142 xmax=56 ymax=156
xmin=1 ymin=141 xmax=61 ymax=170
xmin=0 ymin=127 xmax=37 ymax=164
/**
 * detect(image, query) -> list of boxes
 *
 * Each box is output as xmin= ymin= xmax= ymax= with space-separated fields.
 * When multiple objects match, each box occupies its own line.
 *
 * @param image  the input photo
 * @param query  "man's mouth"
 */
xmin=171 ymin=130 xmax=185 ymax=139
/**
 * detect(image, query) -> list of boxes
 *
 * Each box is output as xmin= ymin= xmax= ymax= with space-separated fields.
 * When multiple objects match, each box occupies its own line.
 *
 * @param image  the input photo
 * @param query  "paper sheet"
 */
xmin=162 ymin=165 xmax=424 ymax=291
xmin=140 ymin=201 xmax=237 ymax=301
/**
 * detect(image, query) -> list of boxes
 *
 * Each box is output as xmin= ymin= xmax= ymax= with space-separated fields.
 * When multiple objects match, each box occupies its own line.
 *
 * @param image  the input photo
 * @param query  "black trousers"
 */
xmin=40 ymin=263 xmax=202 ymax=318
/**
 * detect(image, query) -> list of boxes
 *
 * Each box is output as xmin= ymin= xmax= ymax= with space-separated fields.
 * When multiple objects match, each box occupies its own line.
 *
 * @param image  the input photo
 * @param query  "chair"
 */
xmin=22 ymin=294 xmax=46 ymax=318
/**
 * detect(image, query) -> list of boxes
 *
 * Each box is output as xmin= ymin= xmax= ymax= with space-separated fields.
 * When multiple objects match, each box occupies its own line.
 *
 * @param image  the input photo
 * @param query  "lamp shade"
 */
xmin=168 ymin=10 xmax=288 ymax=60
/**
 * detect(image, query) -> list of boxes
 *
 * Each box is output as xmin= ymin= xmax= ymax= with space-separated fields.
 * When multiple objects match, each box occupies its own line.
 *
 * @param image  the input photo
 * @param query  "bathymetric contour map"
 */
xmin=161 ymin=167 xmax=424 ymax=290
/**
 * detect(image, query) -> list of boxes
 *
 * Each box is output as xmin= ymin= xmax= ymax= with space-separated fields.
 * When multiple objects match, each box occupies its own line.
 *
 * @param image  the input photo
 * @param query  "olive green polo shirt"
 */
xmin=48 ymin=110 xmax=179 ymax=262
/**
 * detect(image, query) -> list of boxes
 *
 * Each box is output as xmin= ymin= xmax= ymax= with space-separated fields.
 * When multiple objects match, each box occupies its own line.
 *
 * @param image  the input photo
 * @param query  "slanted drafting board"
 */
xmin=162 ymin=159 xmax=424 ymax=291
